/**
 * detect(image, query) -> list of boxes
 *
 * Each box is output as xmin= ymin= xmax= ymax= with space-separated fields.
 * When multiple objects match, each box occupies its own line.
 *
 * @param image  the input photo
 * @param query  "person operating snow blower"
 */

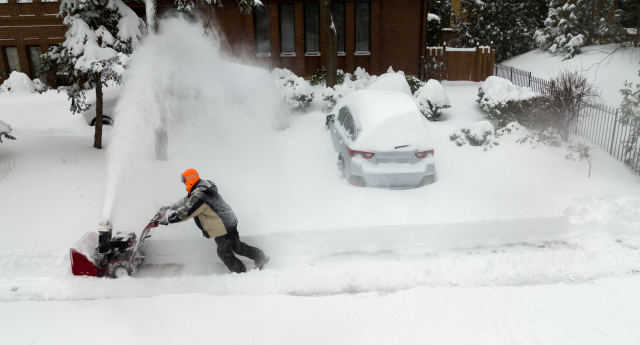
xmin=159 ymin=169 xmax=269 ymax=273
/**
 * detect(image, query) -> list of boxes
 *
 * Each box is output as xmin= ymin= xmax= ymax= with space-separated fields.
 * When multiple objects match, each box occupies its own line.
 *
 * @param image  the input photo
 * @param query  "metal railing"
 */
xmin=494 ymin=64 xmax=551 ymax=94
xmin=493 ymin=64 xmax=640 ymax=175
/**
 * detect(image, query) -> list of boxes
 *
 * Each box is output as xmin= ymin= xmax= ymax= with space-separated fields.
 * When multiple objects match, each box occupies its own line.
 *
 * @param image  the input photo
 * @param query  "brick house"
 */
xmin=1 ymin=0 xmax=431 ymax=84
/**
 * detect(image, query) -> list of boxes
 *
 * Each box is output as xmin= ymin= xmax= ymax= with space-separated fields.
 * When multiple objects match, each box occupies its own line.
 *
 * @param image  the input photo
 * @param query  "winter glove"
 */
xmin=159 ymin=214 xmax=170 ymax=226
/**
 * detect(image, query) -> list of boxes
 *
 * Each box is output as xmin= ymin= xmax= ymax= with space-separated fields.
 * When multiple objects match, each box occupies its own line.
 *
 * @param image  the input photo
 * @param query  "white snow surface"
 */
xmin=0 ymin=120 xmax=11 ymax=133
xmin=2 ymin=19 xmax=640 ymax=343
xmin=366 ymin=72 xmax=412 ymax=96
xmin=502 ymin=44 xmax=640 ymax=106
xmin=0 ymin=71 xmax=36 ymax=93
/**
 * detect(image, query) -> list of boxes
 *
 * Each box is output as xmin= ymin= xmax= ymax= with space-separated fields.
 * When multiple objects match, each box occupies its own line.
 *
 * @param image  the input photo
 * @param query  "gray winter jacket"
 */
xmin=167 ymin=180 xmax=238 ymax=238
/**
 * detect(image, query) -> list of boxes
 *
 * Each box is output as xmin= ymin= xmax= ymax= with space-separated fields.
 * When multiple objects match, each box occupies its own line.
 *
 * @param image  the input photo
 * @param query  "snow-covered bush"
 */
xmin=272 ymin=68 xmax=314 ymax=112
xmin=414 ymin=79 xmax=451 ymax=121
xmin=350 ymin=67 xmax=377 ymax=89
xmin=406 ymin=76 xmax=425 ymax=95
xmin=449 ymin=121 xmax=498 ymax=149
xmin=477 ymin=76 xmax=542 ymax=126
xmin=619 ymin=79 xmax=640 ymax=169
xmin=323 ymin=83 xmax=355 ymax=111
xmin=534 ymin=0 xmax=625 ymax=59
xmin=0 ymin=72 xmax=37 ymax=93
xmin=309 ymin=67 xmax=346 ymax=86
xmin=0 ymin=120 xmax=16 ymax=143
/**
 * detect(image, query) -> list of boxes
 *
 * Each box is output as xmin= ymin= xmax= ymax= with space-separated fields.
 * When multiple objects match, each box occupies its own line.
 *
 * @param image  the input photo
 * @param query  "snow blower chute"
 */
xmin=70 ymin=211 xmax=165 ymax=278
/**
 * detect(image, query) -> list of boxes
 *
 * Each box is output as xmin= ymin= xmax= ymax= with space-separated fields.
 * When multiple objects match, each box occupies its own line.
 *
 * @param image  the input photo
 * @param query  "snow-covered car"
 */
xmin=326 ymin=90 xmax=435 ymax=188
xmin=81 ymin=86 xmax=121 ymax=126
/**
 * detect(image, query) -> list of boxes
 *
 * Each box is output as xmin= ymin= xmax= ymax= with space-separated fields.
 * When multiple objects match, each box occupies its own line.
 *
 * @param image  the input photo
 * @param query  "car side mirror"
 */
xmin=326 ymin=114 xmax=335 ymax=122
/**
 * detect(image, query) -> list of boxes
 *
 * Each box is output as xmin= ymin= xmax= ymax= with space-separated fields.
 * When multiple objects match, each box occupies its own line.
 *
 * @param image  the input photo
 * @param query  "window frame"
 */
xmin=2 ymin=46 xmax=22 ymax=75
xmin=254 ymin=4 xmax=271 ymax=57
xmin=26 ymin=45 xmax=45 ymax=82
xmin=279 ymin=3 xmax=296 ymax=57
xmin=354 ymin=1 xmax=371 ymax=56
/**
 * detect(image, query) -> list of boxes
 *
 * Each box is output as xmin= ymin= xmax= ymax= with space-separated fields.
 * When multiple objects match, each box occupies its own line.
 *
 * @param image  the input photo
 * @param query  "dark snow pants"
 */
xmin=214 ymin=224 xmax=265 ymax=273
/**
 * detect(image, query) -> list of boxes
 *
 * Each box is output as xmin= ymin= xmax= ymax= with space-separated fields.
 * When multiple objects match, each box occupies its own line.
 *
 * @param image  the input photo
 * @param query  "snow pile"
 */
xmin=350 ymin=67 xmax=377 ymax=89
xmin=0 ymin=71 xmax=36 ymax=93
xmin=0 ymin=120 xmax=11 ymax=134
xmin=449 ymin=121 xmax=498 ymax=148
xmin=366 ymin=72 xmax=412 ymax=96
xmin=272 ymin=68 xmax=314 ymax=112
xmin=414 ymin=79 xmax=451 ymax=120
xmin=565 ymin=195 xmax=640 ymax=228
xmin=322 ymin=83 xmax=355 ymax=111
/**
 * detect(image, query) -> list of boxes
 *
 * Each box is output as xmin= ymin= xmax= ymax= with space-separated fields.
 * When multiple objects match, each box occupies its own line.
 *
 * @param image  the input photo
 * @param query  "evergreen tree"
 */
xmin=534 ymin=0 xmax=625 ymax=59
xmin=426 ymin=14 xmax=443 ymax=47
xmin=43 ymin=0 xmax=145 ymax=149
xmin=615 ymin=0 xmax=640 ymax=45
xmin=430 ymin=0 xmax=451 ymax=29
xmin=453 ymin=0 xmax=541 ymax=62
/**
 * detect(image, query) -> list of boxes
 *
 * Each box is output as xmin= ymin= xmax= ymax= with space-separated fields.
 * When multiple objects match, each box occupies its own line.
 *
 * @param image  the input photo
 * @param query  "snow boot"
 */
xmin=255 ymin=254 xmax=270 ymax=270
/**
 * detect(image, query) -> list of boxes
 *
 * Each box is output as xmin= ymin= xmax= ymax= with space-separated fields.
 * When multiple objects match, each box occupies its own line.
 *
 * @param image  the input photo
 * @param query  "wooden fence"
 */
xmin=422 ymin=43 xmax=495 ymax=82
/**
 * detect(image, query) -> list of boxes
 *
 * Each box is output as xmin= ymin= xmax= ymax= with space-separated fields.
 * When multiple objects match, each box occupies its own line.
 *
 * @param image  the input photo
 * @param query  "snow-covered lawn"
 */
xmin=1 ymin=21 xmax=640 ymax=343
xmin=502 ymin=44 xmax=640 ymax=107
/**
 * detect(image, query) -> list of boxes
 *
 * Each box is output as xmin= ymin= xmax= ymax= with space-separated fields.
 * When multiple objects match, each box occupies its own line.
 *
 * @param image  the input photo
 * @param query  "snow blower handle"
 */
xmin=149 ymin=210 xmax=167 ymax=228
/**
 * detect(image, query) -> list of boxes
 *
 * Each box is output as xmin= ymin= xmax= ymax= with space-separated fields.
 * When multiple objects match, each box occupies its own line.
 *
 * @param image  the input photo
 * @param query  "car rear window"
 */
xmin=338 ymin=107 xmax=348 ymax=125
xmin=343 ymin=113 xmax=355 ymax=136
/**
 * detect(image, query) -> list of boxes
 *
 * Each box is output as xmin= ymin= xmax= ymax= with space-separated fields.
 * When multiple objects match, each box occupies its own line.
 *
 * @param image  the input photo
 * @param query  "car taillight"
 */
xmin=415 ymin=150 xmax=434 ymax=159
xmin=348 ymin=147 xmax=375 ymax=159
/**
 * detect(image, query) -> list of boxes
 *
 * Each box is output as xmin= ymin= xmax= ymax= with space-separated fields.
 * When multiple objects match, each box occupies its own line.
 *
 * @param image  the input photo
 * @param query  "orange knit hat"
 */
xmin=181 ymin=169 xmax=200 ymax=193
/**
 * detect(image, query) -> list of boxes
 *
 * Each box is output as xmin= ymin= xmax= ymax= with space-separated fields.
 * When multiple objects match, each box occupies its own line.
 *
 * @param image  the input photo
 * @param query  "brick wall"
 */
xmin=0 ymin=0 xmax=428 ymax=82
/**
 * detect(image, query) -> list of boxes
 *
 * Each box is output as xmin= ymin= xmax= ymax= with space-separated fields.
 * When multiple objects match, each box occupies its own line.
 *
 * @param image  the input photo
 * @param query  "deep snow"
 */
xmin=1 ymin=19 xmax=640 ymax=344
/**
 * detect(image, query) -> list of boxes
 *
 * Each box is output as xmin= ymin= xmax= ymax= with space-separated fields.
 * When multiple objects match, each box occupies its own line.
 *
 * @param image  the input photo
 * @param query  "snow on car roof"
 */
xmin=341 ymin=89 xmax=419 ymax=132
xmin=338 ymin=90 xmax=432 ymax=152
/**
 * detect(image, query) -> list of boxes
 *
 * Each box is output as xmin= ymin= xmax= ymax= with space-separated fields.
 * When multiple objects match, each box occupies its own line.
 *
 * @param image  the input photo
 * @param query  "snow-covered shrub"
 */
xmin=351 ymin=67 xmax=377 ymax=88
xmin=414 ymin=79 xmax=451 ymax=121
xmin=32 ymin=78 xmax=50 ymax=93
xmin=310 ymin=67 xmax=346 ymax=86
xmin=272 ymin=68 xmax=314 ymax=112
xmin=323 ymin=83 xmax=355 ymax=111
xmin=477 ymin=76 xmax=542 ymax=126
xmin=516 ymin=128 xmax=562 ymax=147
xmin=406 ymin=76 xmax=425 ymax=95
xmin=619 ymin=79 xmax=640 ymax=169
xmin=0 ymin=71 xmax=37 ymax=93
xmin=449 ymin=121 xmax=498 ymax=149
xmin=534 ymin=0 xmax=625 ymax=59
xmin=0 ymin=120 xmax=16 ymax=143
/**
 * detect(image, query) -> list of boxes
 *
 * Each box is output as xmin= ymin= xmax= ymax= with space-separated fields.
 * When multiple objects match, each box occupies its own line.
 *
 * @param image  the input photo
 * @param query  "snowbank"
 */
xmin=0 ymin=71 xmax=36 ymax=93
xmin=0 ymin=120 xmax=11 ymax=134
xmin=565 ymin=195 xmax=640 ymax=228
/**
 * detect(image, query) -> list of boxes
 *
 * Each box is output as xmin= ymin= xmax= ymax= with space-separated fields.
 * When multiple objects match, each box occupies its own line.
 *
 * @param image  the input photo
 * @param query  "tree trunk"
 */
xmin=94 ymin=75 xmax=103 ymax=149
xmin=146 ymin=0 xmax=158 ymax=33
xmin=320 ymin=0 xmax=338 ymax=88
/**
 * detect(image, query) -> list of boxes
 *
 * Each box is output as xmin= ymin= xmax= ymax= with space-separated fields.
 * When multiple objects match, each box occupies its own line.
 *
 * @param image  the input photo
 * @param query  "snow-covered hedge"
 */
xmin=0 ymin=71 xmax=46 ymax=93
xmin=272 ymin=68 xmax=314 ymax=112
xmin=449 ymin=121 xmax=498 ymax=149
xmin=477 ymin=76 xmax=542 ymax=126
xmin=323 ymin=83 xmax=355 ymax=111
xmin=414 ymin=79 xmax=451 ymax=121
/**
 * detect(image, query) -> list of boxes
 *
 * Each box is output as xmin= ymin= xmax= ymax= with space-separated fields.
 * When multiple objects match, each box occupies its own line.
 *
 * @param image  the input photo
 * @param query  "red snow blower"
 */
xmin=70 ymin=211 xmax=165 ymax=278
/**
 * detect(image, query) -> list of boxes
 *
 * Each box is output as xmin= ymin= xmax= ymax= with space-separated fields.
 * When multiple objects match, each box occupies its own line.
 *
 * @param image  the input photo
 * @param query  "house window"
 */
xmin=3 ymin=47 xmax=21 ymax=74
xmin=279 ymin=4 xmax=295 ymax=56
xmin=331 ymin=2 xmax=345 ymax=55
xmin=27 ymin=46 xmax=45 ymax=82
xmin=355 ymin=1 xmax=370 ymax=54
xmin=254 ymin=4 xmax=271 ymax=56
xmin=304 ymin=2 xmax=319 ymax=56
